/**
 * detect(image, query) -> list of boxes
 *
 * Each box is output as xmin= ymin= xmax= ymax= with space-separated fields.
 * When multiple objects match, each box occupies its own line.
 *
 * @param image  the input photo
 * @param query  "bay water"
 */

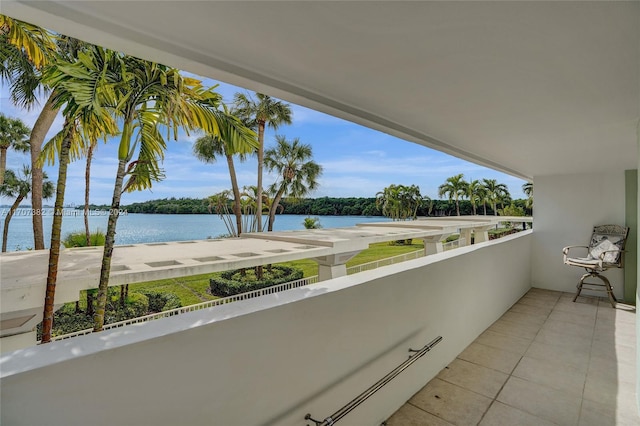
xmin=0 ymin=208 xmax=390 ymax=252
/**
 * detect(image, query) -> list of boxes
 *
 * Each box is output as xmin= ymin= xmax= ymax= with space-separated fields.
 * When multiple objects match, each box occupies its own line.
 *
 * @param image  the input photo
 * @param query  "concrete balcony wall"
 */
xmin=531 ymin=171 xmax=627 ymax=298
xmin=0 ymin=231 xmax=532 ymax=426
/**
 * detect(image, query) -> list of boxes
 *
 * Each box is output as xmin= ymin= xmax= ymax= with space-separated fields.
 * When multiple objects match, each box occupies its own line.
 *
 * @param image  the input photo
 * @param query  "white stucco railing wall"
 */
xmin=0 ymin=231 xmax=532 ymax=426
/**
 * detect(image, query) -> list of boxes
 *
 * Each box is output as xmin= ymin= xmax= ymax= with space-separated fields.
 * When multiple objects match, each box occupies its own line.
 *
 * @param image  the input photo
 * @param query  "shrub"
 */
xmin=138 ymin=291 xmax=182 ymax=313
xmin=63 ymin=230 xmax=106 ymax=248
xmin=210 ymin=265 xmax=304 ymax=297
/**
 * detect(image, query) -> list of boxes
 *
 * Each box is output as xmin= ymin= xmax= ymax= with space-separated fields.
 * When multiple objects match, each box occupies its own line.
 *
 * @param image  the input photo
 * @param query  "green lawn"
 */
xmin=99 ymin=241 xmax=425 ymax=308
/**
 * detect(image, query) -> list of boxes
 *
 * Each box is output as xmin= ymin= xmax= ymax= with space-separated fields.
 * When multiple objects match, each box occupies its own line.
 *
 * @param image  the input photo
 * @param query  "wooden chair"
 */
xmin=563 ymin=225 xmax=629 ymax=307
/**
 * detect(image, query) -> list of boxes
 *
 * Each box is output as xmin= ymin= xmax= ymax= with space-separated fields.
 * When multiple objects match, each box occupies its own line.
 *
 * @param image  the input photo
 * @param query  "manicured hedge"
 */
xmin=210 ymin=265 xmax=304 ymax=297
xmin=139 ymin=290 xmax=182 ymax=312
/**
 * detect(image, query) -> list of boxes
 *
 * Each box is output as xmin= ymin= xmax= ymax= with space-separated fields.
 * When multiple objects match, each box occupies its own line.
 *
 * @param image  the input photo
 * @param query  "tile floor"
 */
xmin=386 ymin=288 xmax=639 ymax=425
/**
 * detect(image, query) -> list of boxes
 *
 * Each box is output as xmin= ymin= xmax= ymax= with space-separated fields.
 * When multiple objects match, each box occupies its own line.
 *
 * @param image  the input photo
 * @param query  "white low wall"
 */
xmin=1 ymin=231 xmax=532 ymax=426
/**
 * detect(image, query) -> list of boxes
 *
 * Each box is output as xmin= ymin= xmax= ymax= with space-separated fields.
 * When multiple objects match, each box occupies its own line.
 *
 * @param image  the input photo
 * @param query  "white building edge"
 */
xmin=0 ymin=2 xmax=638 ymax=425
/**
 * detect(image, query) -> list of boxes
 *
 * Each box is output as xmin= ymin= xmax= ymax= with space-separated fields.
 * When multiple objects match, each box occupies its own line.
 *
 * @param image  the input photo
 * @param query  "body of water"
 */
xmin=0 ymin=209 xmax=390 ymax=252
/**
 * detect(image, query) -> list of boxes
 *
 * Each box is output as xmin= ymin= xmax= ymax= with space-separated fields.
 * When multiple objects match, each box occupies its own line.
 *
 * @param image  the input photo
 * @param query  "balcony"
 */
xmin=387 ymin=288 xmax=639 ymax=425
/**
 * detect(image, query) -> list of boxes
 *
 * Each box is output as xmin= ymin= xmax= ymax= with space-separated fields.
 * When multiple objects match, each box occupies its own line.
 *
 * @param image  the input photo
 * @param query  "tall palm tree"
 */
xmin=0 ymin=114 xmax=31 ymax=185
xmin=482 ymin=178 xmax=510 ymax=216
xmin=376 ymin=184 xmax=424 ymax=221
xmin=59 ymin=52 xmax=253 ymax=333
xmin=522 ymin=182 xmax=533 ymax=209
xmin=466 ymin=179 xmax=483 ymax=215
xmin=264 ymin=136 xmax=322 ymax=231
xmin=1 ymin=15 xmax=59 ymax=249
xmin=233 ymin=93 xmax=292 ymax=232
xmin=438 ymin=174 xmax=468 ymax=216
xmin=0 ymin=166 xmax=54 ymax=252
xmin=194 ymin=108 xmax=256 ymax=236
xmin=39 ymin=46 xmax=119 ymax=342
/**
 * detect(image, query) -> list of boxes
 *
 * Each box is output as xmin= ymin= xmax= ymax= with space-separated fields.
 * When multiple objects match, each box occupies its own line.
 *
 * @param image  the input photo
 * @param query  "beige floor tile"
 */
xmin=457 ymin=342 xmax=522 ymax=375
xmin=554 ymin=299 xmax=598 ymax=316
xmin=479 ymin=401 xmax=556 ymax=426
xmin=579 ymin=396 xmax=640 ymax=426
xmin=541 ymin=318 xmax=595 ymax=340
xmin=500 ymin=310 xmax=548 ymax=326
xmin=590 ymin=339 xmax=637 ymax=367
xmin=517 ymin=295 xmax=555 ymax=308
xmin=386 ymin=403 xmax=455 ymax=426
xmin=437 ymin=358 xmax=509 ymax=399
xmin=548 ymin=308 xmax=597 ymax=327
xmin=497 ymin=376 xmax=582 ymax=425
xmin=475 ymin=331 xmax=532 ymax=355
xmin=583 ymin=367 xmax=637 ymax=406
xmin=533 ymin=328 xmax=592 ymax=353
xmin=509 ymin=303 xmax=552 ymax=316
xmin=524 ymin=340 xmax=590 ymax=372
xmin=409 ymin=378 xmax=492 ymax=426
xmin=568 ymin=295 xmax=601 ymax=306
xmin=512 ymin=356 xmax=586 ymax=396
xmin=486 ymin=318 xmax=541 ymax=340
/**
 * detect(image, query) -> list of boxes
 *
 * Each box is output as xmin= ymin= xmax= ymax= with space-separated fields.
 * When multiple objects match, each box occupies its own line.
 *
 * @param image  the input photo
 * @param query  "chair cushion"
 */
xmin=588 ymin=234 xmax=624 ymax=264
xmin=566 ymin=257 xmax=601 ymax=268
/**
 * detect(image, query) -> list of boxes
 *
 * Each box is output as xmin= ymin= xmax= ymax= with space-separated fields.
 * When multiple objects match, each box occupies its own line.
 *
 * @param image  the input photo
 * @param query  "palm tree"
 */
xmin=376 ymin=184 xmax=424 ymax=221
xmin=194 ymin=110 xmax=255 ymax=236
xmin=482 ymin=178 xmax=510 ymax=216
xmin=0 ymin=114 xmax=31 ymax=185
xmin=0 ymin=166 xmax=54 ymax=252
xmin=233 ymin=93 xmax=292 ymax=232
xmin=1 ymin=16 xmax=59 ymax=249
xmin=466 ymin=179 xmax=483 ymax=215
xmin=438 ymin=174 xmax=468 ymax=216
xmin=47 ymin=51 xmax=255 ymax=333
xmin=264 ymin=136 xmax=322 ymax=231
xmin=523 ymin=182 xmax=533 ymax=209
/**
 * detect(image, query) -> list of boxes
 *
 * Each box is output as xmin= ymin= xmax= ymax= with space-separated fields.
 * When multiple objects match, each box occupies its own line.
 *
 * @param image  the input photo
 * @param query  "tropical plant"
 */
xmin=0 ymin=166 xmax=54 ymax=252
xmin=264 ymin=136 xmax=322 ymax=231
xmin=482 ymin=178 xmax=510 ymax=216
xmin=194 ymin=110 xmax=255 ymax=236
xmin=45 ymin=49 xmax=255 ymax=333
xmin=438 ymin=174 xmax=468 ymax=216
xmin=0 ymin=114 xmax=31 ymax=185
xmin=1 ymin=15 xmax=59 ymax=249
xmin=522 ymin=182 xmax=533 ymax=209
xmin=233 ymin=92 xmax=292 ymax=232
xmin=466 ymin=179 xmax=484 ymax=216
xmin=303 ymin=216 xmax=322 ymax=229
xmin=376 ymin=184 xmax=424 ymax=221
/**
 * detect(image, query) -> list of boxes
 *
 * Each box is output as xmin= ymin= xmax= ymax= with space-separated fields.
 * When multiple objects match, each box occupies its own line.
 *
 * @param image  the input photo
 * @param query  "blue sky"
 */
xmin=1 ymin=76 xmax=527 ymax=207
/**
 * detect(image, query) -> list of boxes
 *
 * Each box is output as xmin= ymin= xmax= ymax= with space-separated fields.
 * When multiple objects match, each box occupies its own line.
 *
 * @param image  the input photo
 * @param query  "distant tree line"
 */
xmin=84 ymin=196 xmax=531 ymax=216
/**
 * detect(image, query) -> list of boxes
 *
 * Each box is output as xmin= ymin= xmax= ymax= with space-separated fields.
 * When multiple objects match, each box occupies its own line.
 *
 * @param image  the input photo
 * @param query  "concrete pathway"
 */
xmin=387 ymin=288 xmax=639 ymax=425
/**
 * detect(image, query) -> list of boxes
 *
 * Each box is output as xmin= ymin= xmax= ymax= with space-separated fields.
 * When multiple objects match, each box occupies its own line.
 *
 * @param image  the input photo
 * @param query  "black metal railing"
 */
xmin=305 ymin=336 xmax=443 ymax=426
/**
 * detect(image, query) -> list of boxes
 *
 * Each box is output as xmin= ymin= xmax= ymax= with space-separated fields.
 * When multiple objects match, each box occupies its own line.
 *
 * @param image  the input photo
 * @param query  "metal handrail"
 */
xmin=305 ymin=336 xmax=443 ymax=426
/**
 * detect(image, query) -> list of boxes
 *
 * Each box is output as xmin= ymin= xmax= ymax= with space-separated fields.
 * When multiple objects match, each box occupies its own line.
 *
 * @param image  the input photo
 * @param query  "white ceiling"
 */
xmin=5 ymin=1 xmax=639 ymax=180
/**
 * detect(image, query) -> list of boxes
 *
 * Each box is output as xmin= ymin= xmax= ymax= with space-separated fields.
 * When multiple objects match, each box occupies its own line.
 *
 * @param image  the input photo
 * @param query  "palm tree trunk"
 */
xmin=94 ymin=158 xmax=127 ymax=332
xmin=455 ymin=198 xmax=460 ymax=216
xmin=483 ymin=202 xmax=487 ymax=215
xmin=41 ymin=131 xmax=71 ymax=343
xmin=256 ymin=121 xmax=265 ymax=233
xmin=0 ymin=147 xmax=7 ymax=186
xmin=267 ymin=187 xmax=286 ymax=231
xmin=84 ymin=143 xmax=94 ymax=245
xmin=2 ymin=194 xmax=25 ymax=252
xmin=225 ymin=153 xmax=242 ymax=236
xmin=31 ymin=95 xmax=59 ymax=250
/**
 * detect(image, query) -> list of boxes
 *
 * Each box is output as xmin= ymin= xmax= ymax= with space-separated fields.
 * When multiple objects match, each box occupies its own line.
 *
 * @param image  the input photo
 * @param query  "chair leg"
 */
xmin=573 ymin=271 xmax=616 ymax=308
xmin=572 ymin=272 xmax=590 ymax=302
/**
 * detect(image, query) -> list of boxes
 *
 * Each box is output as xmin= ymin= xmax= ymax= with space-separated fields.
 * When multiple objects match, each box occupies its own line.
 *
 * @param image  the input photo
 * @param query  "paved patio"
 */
xmin=387 ymin=288 xmax=639 ymax=425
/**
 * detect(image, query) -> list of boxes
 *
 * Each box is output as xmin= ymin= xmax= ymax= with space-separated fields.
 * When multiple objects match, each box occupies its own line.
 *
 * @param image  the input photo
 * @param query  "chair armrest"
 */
xmin=562 ymin=245 xmax=588 ymax=256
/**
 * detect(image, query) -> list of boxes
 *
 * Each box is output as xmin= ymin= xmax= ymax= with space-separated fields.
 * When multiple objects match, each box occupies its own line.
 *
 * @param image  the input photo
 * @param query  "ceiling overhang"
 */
xmin=4 ymin=1 xmax=639 ymax=180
